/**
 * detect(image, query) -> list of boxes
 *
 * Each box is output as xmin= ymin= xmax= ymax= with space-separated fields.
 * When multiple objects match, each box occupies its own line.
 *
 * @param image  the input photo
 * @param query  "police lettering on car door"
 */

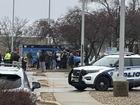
xmin=124 ymin=72 xmax=140 ymax=77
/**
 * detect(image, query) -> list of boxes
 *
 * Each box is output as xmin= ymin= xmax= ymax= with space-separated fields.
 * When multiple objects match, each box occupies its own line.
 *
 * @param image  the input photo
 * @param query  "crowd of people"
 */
xmin=0 ymin=48 xmax=80 ymax=72
xmin=25 ymin=49 xmax=80 ymax=72
xmin=36 ymin=49 xmax=80 ymax=72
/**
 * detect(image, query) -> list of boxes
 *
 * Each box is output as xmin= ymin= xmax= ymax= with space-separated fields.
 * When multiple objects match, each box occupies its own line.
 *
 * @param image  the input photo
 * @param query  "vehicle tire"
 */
xmin=74 ymin=86 xmax=86 ymax=91
xmin=95 ymin=76 xmax=110 ymax=91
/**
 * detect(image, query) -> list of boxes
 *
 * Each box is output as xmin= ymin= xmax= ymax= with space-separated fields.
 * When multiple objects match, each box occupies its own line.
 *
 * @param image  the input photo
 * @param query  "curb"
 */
xmin=45 ymin=101 xmax=61 ymax=105
xmin=37 ymin=95 xmax=62 ymax=105
xmin=37 ymin=100 xmax=61 ymax=105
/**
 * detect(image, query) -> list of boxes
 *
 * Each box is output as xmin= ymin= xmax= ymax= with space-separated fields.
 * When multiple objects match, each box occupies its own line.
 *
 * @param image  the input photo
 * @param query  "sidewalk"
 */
xmin=27 ymin=71 xmax=105 ymax=105
xmin=46 ymin=72 xmax=104 ymax=105
xmin=54 ymin=92 xmax=103 ymax=105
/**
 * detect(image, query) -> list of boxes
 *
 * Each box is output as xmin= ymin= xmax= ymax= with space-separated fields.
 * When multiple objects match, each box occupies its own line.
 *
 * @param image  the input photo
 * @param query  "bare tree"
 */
xmin=58 ymin=8 xmax=82 ymax=49
xmin=57 ymin=8 xmax=114 ymax=62
xmin=125 ymin=6 xmax=140 ymax=53
xmin=0 ymin=17 xmax=11 ymax=49
xmin=0 ymin=17 xmax=28 ymax=50
xmin=84 ymin=10 xmax=114 ymax=61
xmin=51 ymin=21 xmax=65 ymax=45
xmin=92 ymin=0 xmax=140 ymax=53
xmin=27 ymin=18 xmax=62 ymax=45
xmin=128 ymin=0 xmax=140 ymax=10
xmin=29 ymin=19 xmax=51 ymax=38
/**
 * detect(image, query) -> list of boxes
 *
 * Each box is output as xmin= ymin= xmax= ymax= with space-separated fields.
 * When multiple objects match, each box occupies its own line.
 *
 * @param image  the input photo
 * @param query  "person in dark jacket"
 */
xmin=22 ymin=55 xmax=27 ymax=71
xmin=69 ymin=53 xmax=74 ymax=68
xmin=39 ymin=50 xmax=46 ymax=72
xmin=61 ymin=51 xmax=68 ymax=69
xmin=27 ymin=51 xmax=33 ymax=67
xmin=11 ymin=50 xmax=20 ymax=63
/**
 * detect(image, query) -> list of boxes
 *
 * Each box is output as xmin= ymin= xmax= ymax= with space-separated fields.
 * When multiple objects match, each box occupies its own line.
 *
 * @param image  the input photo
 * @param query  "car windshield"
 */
xmin=0 ymin=74 xmax=21 ymax=89
xmin=93 ymin=56 xmax=118 ymax=67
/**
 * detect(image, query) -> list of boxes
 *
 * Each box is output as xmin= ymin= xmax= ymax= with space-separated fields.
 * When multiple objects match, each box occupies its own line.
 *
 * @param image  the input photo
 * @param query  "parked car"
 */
xmin=0 ymin=62 xmax=41 ymax=92
xmin=68 ymin=53 xmax=140 ymax=91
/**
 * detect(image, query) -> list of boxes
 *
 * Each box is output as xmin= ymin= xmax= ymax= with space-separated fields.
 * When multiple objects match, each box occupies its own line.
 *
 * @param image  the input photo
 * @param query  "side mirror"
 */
xmin=110 ymin=64 xmax=114 ymax=67
xmin=110 ymin=64 xmax=119 ymax=68
xmin=31 ymin=82 xmax=41 ymax=91
xmin=114 ymin=64 xmax=119 ymax=68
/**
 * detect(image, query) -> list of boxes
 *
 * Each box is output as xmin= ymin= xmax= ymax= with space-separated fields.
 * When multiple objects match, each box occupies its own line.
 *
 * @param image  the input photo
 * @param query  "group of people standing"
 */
xmin=0 ymin=49 xmax=31 ymax=71
xmin=0 ymin=49 xmax=20 ymax=65
xmin=34 ymin=49 xmax=80 ymax=72
xmin=36 ymin=50 xmax=69 ymax=72
xmin=0 ymin=48 xmax=80 ymax=73
xmin=21 ymin=49 xmax=80 ymax=72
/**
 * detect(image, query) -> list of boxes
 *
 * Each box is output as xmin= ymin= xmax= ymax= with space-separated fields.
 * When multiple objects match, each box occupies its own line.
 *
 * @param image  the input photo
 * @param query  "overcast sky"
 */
xmin=0 ymin=0 xmax=80 ymax=23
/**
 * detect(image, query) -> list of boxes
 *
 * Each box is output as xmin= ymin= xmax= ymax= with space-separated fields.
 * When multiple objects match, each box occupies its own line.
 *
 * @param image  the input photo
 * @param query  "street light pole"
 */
xmin=113 ymin=0 xmax=128 ymax=97
xmin=11 ymin=0 xmax=15 ymax=52
xmin=47 ymin=0 xmax=51 ymax=44
xmin=119 ymin=0 xmax=125 ymax=79
xmin=81 ymin=0 xmax=86 ymax=66
xmin=48 ymin=0 xmax=51 ymax=25
xmin=80 ymin=0 xmax=93 ymax=66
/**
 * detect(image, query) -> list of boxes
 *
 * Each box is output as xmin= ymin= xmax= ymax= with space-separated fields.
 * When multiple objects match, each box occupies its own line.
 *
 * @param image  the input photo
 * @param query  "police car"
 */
xmin=68 ymin=53 xmax=140 ymax=91
xmin=0 ymin=62 xmax=41 ymax=92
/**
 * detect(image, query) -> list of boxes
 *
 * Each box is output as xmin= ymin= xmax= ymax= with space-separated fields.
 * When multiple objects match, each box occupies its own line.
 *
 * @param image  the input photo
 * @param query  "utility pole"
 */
xmin=48 ymin=0 xmax=51 ymax=45
xmin=11 ymin=0 xmax=15 ymax=52
xmin=80 ymin=0 xmax=93 ymax=66
xmin=113 ymin=0 xmax=128 ymax=97
xmin=119 ymin=0 xmax=125 ymax=79
xmin=80 ymin=0 xmax=86 ymax=66
xmin=48 ymin=0 xmax=51 ymax=25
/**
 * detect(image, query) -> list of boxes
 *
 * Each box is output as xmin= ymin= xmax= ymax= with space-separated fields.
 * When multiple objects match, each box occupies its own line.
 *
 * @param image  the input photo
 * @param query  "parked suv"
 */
xmin=68 ymin=54 xmax=140 ymax=91
xmin=0 ymin=63 xmax=40 ymax=92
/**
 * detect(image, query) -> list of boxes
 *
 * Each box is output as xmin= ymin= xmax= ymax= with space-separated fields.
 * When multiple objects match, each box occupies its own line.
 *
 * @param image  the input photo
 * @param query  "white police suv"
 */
xmin=68 ymin=53 xmax=140 ymax=91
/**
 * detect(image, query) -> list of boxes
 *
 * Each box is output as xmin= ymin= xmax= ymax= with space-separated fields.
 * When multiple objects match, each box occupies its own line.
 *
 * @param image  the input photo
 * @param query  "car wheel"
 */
xmin=74 ymin=86 xmax=86 ymax=91
xmin=95 ymin=76 xmax=110 ymax=91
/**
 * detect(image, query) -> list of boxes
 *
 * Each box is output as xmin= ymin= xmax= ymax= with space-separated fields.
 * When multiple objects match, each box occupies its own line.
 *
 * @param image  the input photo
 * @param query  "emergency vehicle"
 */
xmin=68 ymin=53 xmax=140 ymax=91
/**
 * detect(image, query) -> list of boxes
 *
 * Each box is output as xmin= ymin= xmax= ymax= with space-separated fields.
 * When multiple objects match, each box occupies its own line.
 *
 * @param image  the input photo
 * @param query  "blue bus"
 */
xmin=20 ymin=45 xmax=61 ymax=66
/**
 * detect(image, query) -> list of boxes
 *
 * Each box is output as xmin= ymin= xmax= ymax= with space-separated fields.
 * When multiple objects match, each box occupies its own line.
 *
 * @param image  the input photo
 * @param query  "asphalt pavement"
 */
xmin=27 ymin=71 xmax=104 ymax=105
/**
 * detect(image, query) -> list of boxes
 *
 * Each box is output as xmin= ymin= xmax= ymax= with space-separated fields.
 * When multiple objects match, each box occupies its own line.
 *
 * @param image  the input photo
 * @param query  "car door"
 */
xmin=124 ymin=58 xmax=140 ymax=87
xmin=130 ymin=58 xmax=140 ymax=87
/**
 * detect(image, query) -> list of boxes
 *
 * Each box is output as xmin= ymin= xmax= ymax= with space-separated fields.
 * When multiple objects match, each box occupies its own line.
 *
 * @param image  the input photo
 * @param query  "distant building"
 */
xmin=0 ymin=35 xmax=52 ymax=54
